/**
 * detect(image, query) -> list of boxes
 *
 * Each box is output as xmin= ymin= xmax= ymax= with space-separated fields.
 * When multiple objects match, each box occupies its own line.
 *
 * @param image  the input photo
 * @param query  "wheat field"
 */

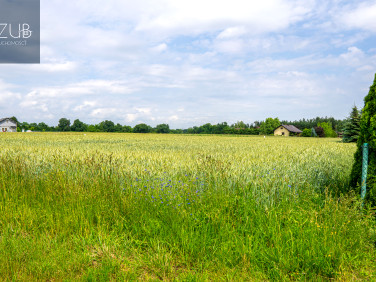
xmin=0 ymin=133 xmax=374 ymax=280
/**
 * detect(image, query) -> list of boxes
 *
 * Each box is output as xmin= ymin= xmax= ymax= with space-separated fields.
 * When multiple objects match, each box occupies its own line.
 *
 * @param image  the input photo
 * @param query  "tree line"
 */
xmin=10 ymin=116 xmax=349 ymax=136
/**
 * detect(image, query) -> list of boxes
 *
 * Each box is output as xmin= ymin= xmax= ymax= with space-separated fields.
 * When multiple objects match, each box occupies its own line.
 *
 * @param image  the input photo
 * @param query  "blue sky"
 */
xmin=1 ymin=0 xmax=376 ymax=128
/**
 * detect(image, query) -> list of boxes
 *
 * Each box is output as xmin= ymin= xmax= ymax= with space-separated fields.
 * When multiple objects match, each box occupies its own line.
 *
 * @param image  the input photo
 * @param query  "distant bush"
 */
xmin=317 ymin=122 xmax=337 ymax=137
xmin=314 ymin=126 xmax=324 ymax=137
xmin=302 ymin=128 xmax=311 ymax=137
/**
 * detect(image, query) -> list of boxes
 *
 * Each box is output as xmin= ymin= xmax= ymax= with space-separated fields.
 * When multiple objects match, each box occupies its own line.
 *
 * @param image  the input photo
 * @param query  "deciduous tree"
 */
xmin=99 ymin=120 xmax=115 ymax=132
xmin=259 ymin=117 xmax=280 ymax=135
xmin=71 ymin=119 xmax=87 ymax=132
xmin=38 ymin=122 xmax=49 ymax=132
xmin=155 ymin=124 xmax=170 ymax=133
xmin=58 ymin=118 xmax=71 ymax=131
xmin=133 ymin=123 xmax=151 ymax=133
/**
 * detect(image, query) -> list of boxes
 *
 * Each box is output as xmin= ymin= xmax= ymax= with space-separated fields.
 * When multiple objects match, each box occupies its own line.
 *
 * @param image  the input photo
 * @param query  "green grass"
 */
xmin=0 ymin=133 xmax=375 ymax=280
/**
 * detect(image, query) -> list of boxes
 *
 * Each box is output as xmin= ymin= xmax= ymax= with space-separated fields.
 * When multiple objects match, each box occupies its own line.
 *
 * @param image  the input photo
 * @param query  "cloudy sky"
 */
xmin=1 ymin=0 xmax=376 ymax=128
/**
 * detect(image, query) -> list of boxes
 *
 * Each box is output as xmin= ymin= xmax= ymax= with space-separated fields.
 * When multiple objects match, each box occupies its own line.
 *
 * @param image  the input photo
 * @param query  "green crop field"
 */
xmin=0 ymin=133 xmax=375 ymax=280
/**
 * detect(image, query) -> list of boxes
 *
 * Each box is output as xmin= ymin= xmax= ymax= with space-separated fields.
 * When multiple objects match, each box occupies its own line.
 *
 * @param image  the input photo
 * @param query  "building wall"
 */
xmin=274 ymin=126 xmax=290 ymax=136
xmin=0 ymin=126 xmax=17 ymax=132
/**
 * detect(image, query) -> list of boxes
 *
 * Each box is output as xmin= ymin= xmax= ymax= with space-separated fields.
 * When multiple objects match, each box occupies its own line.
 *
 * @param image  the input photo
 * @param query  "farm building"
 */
xmin=274 ymin=124 xmax=302 ymax=136
xmin=0 ymin=118 xmax=17 ymax=132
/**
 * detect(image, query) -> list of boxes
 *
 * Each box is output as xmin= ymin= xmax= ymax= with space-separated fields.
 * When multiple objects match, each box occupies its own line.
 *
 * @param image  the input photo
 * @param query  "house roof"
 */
xmin=275 ymin=124 xmax=303 ymax=133
xmin=0 ymin=118 xmax=17 ymax=125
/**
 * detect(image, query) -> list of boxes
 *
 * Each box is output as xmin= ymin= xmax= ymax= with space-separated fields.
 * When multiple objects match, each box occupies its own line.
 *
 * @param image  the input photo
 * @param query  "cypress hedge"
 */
xmin=349 ymin=73 xmax=376 ymax=205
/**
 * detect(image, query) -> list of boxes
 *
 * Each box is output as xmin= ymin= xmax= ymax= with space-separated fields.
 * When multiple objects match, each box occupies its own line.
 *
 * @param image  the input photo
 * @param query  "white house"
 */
xmin=0 ymin=118 xmax=17 ymax=132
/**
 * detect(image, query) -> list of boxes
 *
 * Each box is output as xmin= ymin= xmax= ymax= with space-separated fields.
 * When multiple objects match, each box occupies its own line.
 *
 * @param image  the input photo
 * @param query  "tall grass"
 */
xmin=0 ymin=133 xmax=374 ymax=280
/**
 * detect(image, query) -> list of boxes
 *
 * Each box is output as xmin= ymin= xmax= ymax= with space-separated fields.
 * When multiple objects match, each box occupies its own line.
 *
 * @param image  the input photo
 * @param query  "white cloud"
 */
xmin=357 ymin=65 xmax=374 ymax=72
xmin=136 ymin=0 xmax=311 ymax=37
xmin=247 ymin=47 xmax=376 ymax=74
xmin=340 ymin=2 xmax=376 ymax=32
xmin=214 ymin=39 xmax=245 ymax=54
xmin=32 ymin=61 xmax=77 ymax=72
xmin=126 ymin=114 xmax=137 ymax=122
xmin=74 ymin=101 xmax=98 ymax=111
xmin=0 ymin=0 xmax=374 ymax=127
xmin=151 ymin=43 xmax=168 ymax=52
xmin=90 ymin=108 xmax=117 ymax=118
xmin=217 ymin=26 xmax=247 ymax=39
xmin=168 ymin=115 xmax=179 ymax=121
xmin=135 ymin=107 xmax=151 ymax=114
xmin=0 ymin=80 xmax=21 ymax=109
xmin=27 ymin=80 xmax=135 ymax=99
xmin=146 ymin=64 xmax=171 ymax=77
xmin=20 ymin=97 xmax=49 ymax=112
xmin=339 ymin=46 xmax=365 ymax=66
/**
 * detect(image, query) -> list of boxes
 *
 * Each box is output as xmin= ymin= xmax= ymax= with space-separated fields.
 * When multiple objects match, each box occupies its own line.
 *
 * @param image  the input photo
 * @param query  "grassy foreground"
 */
xmin=0 ymin=133 xmax=375 ymax=280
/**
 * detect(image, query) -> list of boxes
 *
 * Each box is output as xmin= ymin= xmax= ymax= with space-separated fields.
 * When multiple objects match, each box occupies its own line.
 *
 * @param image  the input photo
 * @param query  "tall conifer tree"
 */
xmin=342 ymin=106 xmax=360 ymax=143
